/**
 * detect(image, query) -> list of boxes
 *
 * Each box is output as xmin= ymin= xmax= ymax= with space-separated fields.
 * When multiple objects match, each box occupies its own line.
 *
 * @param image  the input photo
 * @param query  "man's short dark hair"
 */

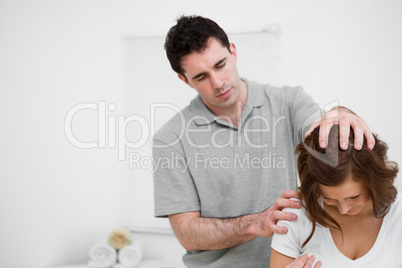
xmin=164 ymin=15 xmax=231 ymax=76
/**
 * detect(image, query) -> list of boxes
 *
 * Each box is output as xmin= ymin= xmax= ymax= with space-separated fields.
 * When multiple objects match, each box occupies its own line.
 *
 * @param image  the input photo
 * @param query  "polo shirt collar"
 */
xmin=191 ymin=78 xmax=265 ymax=126
xmin=245 ymin=78 xmax=265 ymax=108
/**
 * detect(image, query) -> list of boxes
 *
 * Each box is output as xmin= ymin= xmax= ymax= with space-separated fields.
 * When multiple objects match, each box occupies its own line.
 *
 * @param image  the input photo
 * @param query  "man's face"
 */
xmin=178 ymin=38 xmax=242 ymax=112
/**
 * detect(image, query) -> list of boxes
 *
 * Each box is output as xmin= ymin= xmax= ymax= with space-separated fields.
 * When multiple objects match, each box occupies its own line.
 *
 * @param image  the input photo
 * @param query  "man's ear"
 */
xmin=178 ymin=74 xmax=194 ymax=88
xmin=229 ymin=43 xmax=237 ymax=63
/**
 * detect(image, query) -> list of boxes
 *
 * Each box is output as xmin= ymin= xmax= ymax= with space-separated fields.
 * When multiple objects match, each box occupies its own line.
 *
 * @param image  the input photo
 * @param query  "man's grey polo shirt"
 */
xmin=152 ymin=78 xmax=320 ymax=267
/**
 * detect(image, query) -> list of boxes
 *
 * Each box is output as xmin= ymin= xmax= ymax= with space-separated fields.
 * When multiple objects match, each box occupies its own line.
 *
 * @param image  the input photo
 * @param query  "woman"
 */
xmin=270 ymin=126 xmax=401 ymax=267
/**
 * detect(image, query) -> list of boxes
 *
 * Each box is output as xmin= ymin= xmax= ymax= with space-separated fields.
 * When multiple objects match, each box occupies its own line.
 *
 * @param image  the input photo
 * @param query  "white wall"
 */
xmin=0 ymin=1 xmax=401 ymax=267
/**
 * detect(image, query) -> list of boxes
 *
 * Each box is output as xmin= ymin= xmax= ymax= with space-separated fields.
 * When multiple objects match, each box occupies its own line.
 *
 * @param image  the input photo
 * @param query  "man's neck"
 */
xmin=210 ymin=80 xmax=248 ymax=127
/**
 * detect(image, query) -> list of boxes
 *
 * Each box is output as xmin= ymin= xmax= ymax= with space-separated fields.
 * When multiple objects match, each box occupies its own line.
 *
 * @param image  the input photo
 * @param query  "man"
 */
xmin=153 ymin=15 xmax=374 ymax=267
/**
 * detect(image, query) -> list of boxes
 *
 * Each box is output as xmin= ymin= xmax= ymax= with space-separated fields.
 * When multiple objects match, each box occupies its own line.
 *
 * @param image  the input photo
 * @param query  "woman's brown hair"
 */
xmin=296 ymin=125 xmax=398 ymax=247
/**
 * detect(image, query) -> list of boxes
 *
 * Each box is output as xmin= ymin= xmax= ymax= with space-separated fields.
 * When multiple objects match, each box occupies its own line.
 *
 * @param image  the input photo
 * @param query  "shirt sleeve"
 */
xmin=271 ymin=206 xmax=305 ymax=258
xmin=284 ymin=86 xmax=323 ymax=145
xmin=152 ymin=137 xmax=201 ymax=217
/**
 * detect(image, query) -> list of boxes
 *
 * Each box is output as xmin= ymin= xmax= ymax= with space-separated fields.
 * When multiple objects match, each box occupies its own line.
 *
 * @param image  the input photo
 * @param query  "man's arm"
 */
xmin=306 ymin=106 xmax=375 ymax=150
xmin=169 ymin=190 xmax=301 ymax=251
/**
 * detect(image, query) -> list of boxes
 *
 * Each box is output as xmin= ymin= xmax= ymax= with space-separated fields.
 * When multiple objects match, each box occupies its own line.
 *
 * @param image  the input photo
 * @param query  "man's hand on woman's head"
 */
xmin=305 ymin=106 xmax=375 ymax=150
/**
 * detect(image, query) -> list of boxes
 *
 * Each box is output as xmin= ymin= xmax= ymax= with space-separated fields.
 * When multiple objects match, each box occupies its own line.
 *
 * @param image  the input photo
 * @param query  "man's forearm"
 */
xmin=169 ymin=211 xmax=262 ymax=251
xmin=169 ymin=191 xmax=301 ymax=252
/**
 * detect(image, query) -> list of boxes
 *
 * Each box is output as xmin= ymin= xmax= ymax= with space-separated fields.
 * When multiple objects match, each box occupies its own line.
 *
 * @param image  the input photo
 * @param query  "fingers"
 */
xmin=271 ymin=210 xmax=298 ymax=221
xmin=314 ymin=261 xmax=322 ymax=268
xmin=287 ymin=254 xmax=317 ymax=268
xmin=275 ymin=197 xmax=302 ymax=211
xmin=272 ymin=190 xmax=302 ymax=219
xmin=316 ymin=110 xmax=339 ymax=149
xmin=338 ymin=116 xmax=351 ymax=150
xmin=280 ymin=190 xmax=301 ymax=200
xmin=361 ymin=119 xmax=375 ymax=150
xmin=304 ymin=255 xmax=317 ymax=268
xmin=318 ymin=121 xmax=330 ymax=149
xmin=305 ymin=117 xmax=322 ymax=138
xmin=339 ymin=111 xmax=375 ymax=150
xmin=271 ymin=190 xmax=301 ymax=211
xmin=286 ymin=254 xmax=307 ymax=267
xmin=269 ymin=210 xmax=297 ymax=234
xmin=312 ymin=107 xmax=375 ymax=150
xmin=268 ymin=190 xmax=302 ymax=235
xmin=269 ymin=222 xmax=289 ymax=234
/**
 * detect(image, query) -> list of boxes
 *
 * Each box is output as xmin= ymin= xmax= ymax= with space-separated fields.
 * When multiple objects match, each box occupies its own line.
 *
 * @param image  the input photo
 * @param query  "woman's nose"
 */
xmin=337 ymin=203 xmax=350 ymax=214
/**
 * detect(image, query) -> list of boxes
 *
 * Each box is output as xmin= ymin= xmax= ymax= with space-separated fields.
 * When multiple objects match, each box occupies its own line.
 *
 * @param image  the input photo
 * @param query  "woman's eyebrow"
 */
xmin=322 ymin=193 xmax=361 ymax=200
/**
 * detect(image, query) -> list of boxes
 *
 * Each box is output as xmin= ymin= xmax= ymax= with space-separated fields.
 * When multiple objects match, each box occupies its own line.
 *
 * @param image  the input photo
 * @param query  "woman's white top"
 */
xmin=271 ymin=195 xmax=402 ymax=267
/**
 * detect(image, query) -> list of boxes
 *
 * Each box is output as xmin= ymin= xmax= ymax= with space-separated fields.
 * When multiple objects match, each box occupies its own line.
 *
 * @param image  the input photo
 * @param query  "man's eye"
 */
xmin=351 ymin=195 xmax=360 ymax=199
xmin=217 ymin=62 xmax=226 ymax=69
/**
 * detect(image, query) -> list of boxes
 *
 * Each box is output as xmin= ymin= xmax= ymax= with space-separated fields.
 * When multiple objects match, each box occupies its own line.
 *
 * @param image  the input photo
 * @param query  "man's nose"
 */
xmin=210 ymin=72 xmax=223 ymax=89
